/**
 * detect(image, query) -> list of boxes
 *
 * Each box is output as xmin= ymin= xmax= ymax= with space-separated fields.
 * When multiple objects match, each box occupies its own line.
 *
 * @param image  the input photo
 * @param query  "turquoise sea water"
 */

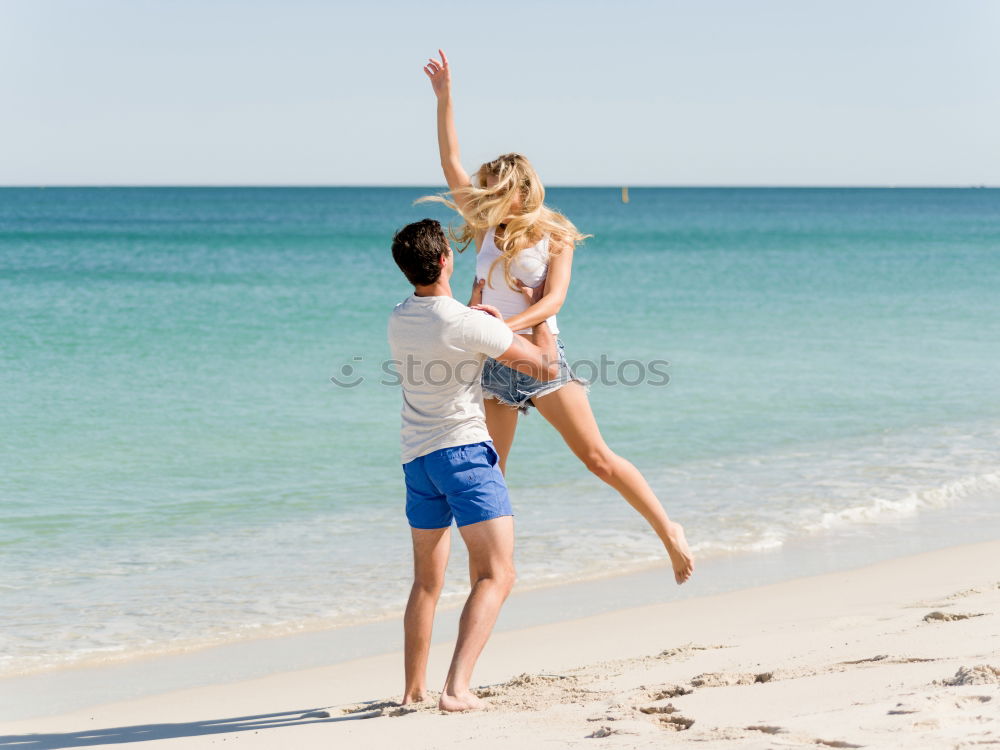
xmin=2 ymin=187 xmax=999 ymax=675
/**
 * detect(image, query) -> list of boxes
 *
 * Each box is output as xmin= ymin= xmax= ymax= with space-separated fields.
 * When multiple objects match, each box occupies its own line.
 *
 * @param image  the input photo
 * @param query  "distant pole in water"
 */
xmin=621 ymin=186 xmax=629 ymax=203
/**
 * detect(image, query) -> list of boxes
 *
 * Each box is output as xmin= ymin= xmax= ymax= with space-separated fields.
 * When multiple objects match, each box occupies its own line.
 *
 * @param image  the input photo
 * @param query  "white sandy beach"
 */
xmin=2 ymin=539 xmax=997 ymax=749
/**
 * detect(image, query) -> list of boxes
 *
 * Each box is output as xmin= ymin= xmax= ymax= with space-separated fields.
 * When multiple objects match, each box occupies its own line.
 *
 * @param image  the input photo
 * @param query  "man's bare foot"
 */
xmin=665 ymin=521 xmax=694 ymax=584
xmin=401 ymin=690 xmax=428 ymax=705
xmin=438 ymin=689 xmax=485 ymax=712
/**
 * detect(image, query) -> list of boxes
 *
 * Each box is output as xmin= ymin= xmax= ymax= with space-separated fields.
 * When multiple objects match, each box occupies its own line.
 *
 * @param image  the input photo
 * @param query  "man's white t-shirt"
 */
xmin=388 ymin=294 xmax=514 ymax=464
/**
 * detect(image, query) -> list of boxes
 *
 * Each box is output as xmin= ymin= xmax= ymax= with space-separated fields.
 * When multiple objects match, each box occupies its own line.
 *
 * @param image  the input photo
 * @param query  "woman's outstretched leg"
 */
xmin=533 ymin=383 xmax=694 ymax=584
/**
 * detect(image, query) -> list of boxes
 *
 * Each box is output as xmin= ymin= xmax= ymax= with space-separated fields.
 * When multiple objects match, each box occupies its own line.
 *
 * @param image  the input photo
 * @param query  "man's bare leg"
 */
xmin=439 ymin=515 xmax=515 ymax=712
xmin=402 ymin=526 xmax=450 ymax=704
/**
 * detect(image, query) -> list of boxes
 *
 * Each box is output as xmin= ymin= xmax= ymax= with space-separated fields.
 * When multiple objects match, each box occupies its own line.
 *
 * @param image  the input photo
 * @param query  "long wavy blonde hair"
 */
xmin=417 ymin=153 xmax=590 ymax=292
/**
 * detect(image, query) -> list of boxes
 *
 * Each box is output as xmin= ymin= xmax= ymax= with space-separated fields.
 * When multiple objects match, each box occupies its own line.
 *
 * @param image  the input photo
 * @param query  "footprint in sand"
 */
xmin=657 ymin=644 xmax=728 ymax=659
xmin=942 ymin=665 xmax=1000 ymax=686
xmin=958 ymin=695 xmax=994 ymax=703
xmin=333 ymin=700 xmax=418 ymax=718
xmin=585 ymin=724 xmax=643 ymax=738
xmin=386 ymin=707 xmax=418 ymax=717
xmin=746 ymin=725 xmax=786 ymax=734
xmin=841 ymin=654 xmax=889 ymax=664
xmin=840 ymin=655 xmax=936 ymax=665
xmin=587 ymin=713 xmax=624 ymax=723
xmin=342 ymin=700 xmax=400 ymax=714
xmin=474 ymin=672 xmax=605 ymax=712
xmin=945 ymin=587 xmax=984 ymax=599
xmin=646 ymin=684 xmax=693 ymax=700
xmin=657 ymin=714 xmax=695 ymax=731
xmin=906 ymin=585 xmax=990 ymax=608
xmin=587 ymin=725 xmax=614 ymax=738
xmin=690 ymin=671 xmax=773 ymax=687
xmin=923 ymin=610 xmax=987 ymax=622
xmin=638 ymin=703 xmax=678 ymax=715
xmin=302 ymin=706 xmax=387 ymax=719
xmin=814 ymin=739 xmax=863 ymax=748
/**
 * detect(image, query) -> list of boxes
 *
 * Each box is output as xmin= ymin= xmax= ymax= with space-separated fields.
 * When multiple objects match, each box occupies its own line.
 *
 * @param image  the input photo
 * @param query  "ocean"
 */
xmin=2 ymin=186 xmax=998 ymax=676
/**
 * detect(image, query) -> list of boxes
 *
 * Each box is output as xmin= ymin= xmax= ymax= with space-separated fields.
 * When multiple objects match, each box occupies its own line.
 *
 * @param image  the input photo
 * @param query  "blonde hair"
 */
xmin=417 ymin=153 xmax=590 ymax=292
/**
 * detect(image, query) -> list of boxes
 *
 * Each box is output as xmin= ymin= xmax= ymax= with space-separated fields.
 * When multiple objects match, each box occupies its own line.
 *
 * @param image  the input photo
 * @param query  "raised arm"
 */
xmin=424 ymin=50 xmax=473 ymax=214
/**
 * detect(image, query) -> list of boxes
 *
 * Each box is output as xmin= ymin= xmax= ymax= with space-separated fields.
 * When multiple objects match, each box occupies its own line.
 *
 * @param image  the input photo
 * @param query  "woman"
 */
xmin=421 ymin=50 xmax=693 ymax=585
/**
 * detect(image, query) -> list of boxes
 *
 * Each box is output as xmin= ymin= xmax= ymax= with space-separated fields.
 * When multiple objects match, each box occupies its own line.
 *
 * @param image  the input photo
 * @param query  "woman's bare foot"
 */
xmin=664 ymin=521 xmax=694 ymax=584
xmin=438 ymin=689 xmax=485 ymax=712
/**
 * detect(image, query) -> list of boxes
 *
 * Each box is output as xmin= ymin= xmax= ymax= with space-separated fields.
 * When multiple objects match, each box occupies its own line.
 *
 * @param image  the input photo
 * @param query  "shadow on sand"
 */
xmin=0 ymin=705 xmax=387 ymax=749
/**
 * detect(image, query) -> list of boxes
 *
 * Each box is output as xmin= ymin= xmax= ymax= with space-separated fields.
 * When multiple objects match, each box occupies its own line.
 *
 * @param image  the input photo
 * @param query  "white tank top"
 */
xmin=475 ymin=226 xmax=559 ymax=335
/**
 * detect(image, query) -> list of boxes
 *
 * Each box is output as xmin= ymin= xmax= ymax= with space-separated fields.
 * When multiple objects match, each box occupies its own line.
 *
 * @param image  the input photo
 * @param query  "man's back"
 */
xmin=388 ymin=293 xmax=512 ymax=464
xmin=388 ymin=216 xmax=563 ymax=713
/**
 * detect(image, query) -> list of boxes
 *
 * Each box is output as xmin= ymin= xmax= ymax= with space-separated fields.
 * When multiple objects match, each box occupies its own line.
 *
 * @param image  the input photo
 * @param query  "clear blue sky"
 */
xmin=2 ymin=0 xmax=997 ymax=186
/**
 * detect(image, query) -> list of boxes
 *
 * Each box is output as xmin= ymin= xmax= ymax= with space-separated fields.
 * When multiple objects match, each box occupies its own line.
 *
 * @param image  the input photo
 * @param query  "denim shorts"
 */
xmin=403 ymin=441 xmax=512 ymax=529
xmin=481 ymin=338 xmax=588 ymax=413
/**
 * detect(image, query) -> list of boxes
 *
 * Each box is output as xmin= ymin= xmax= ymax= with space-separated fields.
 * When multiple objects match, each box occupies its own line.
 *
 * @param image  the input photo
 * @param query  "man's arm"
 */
xmin=471 ymin=305 xmax=560 ymax=381
xmin=503 ymin=321 xmax=561 ymax=381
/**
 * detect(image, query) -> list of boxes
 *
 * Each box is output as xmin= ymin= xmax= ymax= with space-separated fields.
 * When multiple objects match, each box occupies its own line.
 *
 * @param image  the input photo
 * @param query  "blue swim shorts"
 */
xmin=402 ymin=441 xmax=513 ymax=529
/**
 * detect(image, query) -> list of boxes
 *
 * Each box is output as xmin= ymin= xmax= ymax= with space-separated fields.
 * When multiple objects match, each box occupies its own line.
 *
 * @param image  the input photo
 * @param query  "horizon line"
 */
xmin=0 ymin=184 xmax=996 ymax=190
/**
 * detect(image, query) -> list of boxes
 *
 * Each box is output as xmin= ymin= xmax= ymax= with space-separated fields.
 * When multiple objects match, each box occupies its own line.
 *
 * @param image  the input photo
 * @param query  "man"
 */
xmin=387 ymin=218 xmax=559 ymax=712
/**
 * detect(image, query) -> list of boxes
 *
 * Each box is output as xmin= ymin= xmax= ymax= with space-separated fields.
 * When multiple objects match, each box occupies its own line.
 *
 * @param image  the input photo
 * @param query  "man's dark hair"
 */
xmin=391 ymin=219 xmax=450 ymax=287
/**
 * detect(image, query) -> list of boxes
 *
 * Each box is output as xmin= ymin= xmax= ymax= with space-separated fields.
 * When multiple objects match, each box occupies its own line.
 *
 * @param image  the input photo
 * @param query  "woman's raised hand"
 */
xmin=423 ymin=49 xmax=451 ymax=98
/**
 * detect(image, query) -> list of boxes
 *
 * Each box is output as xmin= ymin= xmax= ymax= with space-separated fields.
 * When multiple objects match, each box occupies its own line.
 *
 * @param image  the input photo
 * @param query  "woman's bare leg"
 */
xmin=474 ymin=398 xmax=520 ymax=586
xmin=483 ymin=397 xmax=519 ymax=475
xmin=533 ymin=382 xmax=694 ymax=584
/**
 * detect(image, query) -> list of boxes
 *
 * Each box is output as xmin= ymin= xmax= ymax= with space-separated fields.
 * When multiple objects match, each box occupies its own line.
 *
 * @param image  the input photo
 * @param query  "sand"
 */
xmin=1 ymin=539 xmax=997 ymax=749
